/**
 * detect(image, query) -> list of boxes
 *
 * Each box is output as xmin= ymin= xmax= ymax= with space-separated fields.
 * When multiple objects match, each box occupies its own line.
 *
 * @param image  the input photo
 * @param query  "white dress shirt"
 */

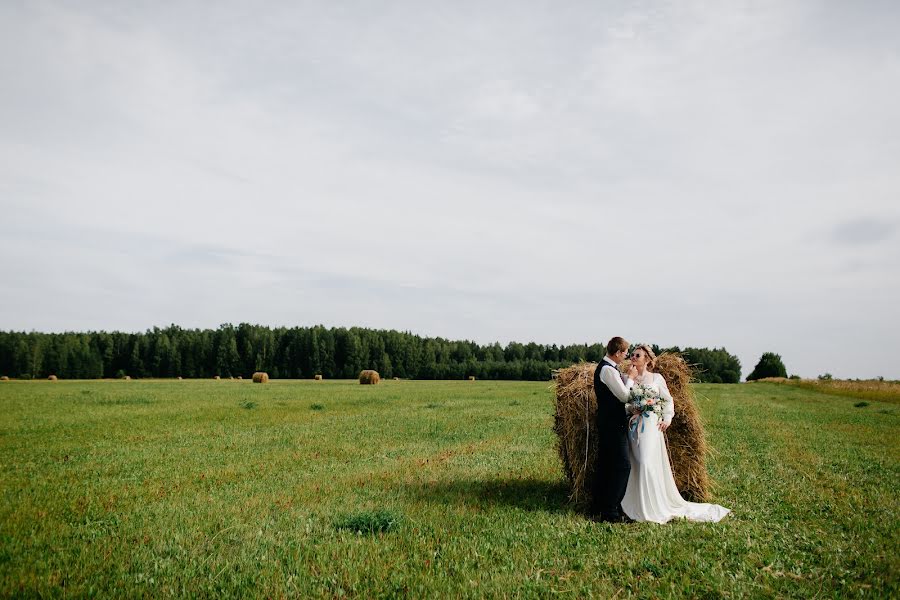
xmin=598 ymin=357 xmax=634 ymax=403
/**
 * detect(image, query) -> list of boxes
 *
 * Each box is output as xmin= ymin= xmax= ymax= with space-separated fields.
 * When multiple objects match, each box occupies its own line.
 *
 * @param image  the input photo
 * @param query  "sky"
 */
xmin=1 ymin=0 xmax=898 ymax=379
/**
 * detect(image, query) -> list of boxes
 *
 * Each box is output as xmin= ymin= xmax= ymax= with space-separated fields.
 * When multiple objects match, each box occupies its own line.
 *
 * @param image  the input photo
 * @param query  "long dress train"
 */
xmin=620 ymin=372 xmax=730 ymax=524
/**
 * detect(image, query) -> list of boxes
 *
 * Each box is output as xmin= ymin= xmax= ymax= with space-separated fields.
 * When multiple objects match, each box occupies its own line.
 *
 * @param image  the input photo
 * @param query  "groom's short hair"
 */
xmin=607 ymin=337 xmax=629 ymax=356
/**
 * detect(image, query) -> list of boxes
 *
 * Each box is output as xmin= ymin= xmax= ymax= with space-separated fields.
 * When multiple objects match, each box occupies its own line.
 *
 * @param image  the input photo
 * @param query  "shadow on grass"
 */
xmin=403 ymin=477 xmax=573 ymax=514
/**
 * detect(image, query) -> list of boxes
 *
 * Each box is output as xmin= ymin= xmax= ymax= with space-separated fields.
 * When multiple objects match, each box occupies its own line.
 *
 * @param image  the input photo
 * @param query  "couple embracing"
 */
xmin=590 ymin=337 xmax=730 ymax=524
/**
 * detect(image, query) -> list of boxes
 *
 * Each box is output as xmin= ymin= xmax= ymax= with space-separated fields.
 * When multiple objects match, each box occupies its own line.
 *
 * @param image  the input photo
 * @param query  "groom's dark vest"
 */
xmin=594 ymin=361 xmax=628 ymax=430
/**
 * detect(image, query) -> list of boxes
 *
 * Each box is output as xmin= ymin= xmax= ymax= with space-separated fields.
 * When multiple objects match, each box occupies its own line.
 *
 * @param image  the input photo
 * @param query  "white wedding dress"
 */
xmin=620 ymin=372 xmax=730 ymax=524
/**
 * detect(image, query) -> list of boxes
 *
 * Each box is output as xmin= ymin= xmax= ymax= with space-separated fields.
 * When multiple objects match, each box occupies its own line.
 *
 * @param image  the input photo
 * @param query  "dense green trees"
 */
xmin=0 ymin=325 xmax=743 ymax=382
xmin=655 ymin=346 xmax=742 ymax=384
xmin=746 ymin=352 xmax=788 ymax=381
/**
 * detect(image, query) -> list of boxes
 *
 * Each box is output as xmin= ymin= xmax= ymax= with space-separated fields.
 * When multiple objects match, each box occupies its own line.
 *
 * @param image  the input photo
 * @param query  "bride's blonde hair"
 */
xmin=634 ymin=344 xmax=657 ymax=370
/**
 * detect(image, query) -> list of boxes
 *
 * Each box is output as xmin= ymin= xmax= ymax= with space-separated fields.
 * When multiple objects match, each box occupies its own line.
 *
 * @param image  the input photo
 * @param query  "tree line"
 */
xmin=0 ymin=324 xmax=742 ymax=383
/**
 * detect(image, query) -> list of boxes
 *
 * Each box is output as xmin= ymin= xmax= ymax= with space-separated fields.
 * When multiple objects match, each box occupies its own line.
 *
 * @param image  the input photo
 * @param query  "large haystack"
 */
xmin=552 ymin=353 xmax=710 ymax=508
xmin=553 ymin=363 xmax=597 ymax=503
xmin=252 ymin=372 xmax=269 ymax=384
xmin=359 ymin=370 xmax=380 ymax=385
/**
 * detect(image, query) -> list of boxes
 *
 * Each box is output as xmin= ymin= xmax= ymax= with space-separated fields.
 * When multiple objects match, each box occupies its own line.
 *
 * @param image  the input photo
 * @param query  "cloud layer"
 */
xmin=2 ymin=0 xmax=899 ymax=378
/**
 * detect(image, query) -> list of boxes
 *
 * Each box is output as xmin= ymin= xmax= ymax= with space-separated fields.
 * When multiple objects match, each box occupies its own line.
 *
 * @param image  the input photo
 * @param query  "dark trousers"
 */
xmin=590 ymin=410 xmax=631 ymax=518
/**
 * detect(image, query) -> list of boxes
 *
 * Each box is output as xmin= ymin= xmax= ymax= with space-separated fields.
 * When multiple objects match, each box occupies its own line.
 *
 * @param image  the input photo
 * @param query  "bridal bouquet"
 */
xmin=626 ymin=383 xmax=666 ymax=419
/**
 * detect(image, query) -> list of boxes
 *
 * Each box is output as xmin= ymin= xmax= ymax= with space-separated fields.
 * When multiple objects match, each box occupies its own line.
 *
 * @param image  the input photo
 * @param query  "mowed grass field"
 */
xmin=1 ymin=379 xmax=897 ymax=598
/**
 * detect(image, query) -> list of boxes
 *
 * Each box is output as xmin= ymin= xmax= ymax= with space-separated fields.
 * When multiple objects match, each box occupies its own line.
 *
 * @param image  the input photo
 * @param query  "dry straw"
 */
xmin=468 ymin=376 xmax=476 ymax=381
xmin=359 ymin=370 xmax=380 ymax=385
xmin=214 ymin=375 xmax=221 ymax=380
xmin=123 ymin=375 xmax=131 ymax=381
xmin=236 ymin=376 xmax=242 ymax=380
xmin=552 ymin=353 xmax=710 ymax=508
xmin=48 ymin=375 xmax=58 ymax=381
xmin=1 ymin=376 xmax=9 ymax=381
xmin=252 ymin=372 xmax=269 ymax=384
xmin=314 ymin=374 xmax=323 ymax=381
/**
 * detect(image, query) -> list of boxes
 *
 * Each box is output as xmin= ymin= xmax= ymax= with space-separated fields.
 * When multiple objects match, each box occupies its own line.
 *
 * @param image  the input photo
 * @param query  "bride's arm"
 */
xmin=658 ymin=374 xmax=675 ymax=425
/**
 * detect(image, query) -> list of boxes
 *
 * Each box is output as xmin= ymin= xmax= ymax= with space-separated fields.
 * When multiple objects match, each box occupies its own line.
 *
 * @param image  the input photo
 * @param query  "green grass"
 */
xmin=754 ymin=378 xmax=900 ymax=404
xmin=0 ymin=379 xmax=897 ymax=598
xmin=334 ymin=510 xmax=403 ymax=535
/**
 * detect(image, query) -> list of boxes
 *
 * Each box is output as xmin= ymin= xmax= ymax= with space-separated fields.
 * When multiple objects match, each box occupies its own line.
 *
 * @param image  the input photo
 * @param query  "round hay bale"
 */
xmin=252 ymin=372 xmax=269 ymax=384
xmin=214 ymin=375 xmax=221 ymax=380
xmin=177 ymin=376 xmax=183 ymax=380
xmin=359 ymin=370 xmax=380 ymax=385
xmin=552 ymin=353 xmax=710 ymax=509
xmin=468 ymin=375 xmax=476 ymax=381
xmin=123 ymin=375 xmax=131 ymax=381
xmin=48 ymin=375 xmax=58 ymax=381
xmin=236 ymin=376 xmax=242 ymax=380
xmin=1 ymin=376 xmax=9 ymax=381
xmin=314 ymin=374 xmax=323 ymax=381
xmin=392 ymin=376 xmax=399 ymax=381
xmin=229 ymin=376 xmax=234 ymax=380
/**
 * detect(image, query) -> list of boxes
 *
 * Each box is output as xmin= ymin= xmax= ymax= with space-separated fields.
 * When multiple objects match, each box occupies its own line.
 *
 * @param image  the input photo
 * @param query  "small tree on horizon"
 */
xmin=747 ymin=352 xmax=788 ymax=381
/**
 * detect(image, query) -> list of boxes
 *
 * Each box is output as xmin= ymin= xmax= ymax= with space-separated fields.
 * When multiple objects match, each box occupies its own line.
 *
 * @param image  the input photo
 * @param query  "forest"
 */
xmin=0 ymin=324 xmax=742 ymax=382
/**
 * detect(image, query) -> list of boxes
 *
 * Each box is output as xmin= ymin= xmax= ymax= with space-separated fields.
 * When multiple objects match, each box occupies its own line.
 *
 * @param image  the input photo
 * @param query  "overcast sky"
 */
xmin=2 ymin=1 xmax=898 ymax=379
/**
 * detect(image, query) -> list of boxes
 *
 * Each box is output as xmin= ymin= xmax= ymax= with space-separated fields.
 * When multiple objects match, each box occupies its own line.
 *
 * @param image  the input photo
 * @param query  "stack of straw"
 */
xmin=552 ymin=353 xmax=710 ymax=508
xmin=359 ymin=370 xmax=380 ymax=384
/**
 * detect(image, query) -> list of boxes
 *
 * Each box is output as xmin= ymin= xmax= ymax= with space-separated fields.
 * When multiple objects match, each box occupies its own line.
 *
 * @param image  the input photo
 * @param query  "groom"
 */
xmin=590 ymin=336 xmax=638 ymax=523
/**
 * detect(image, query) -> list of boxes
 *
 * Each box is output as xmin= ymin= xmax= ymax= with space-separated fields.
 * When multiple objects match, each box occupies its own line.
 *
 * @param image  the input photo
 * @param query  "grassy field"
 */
xmin=0 ymin=379 xmax=897 ymax=598
xmin=752 ymin=377 xmax=900 ymax=404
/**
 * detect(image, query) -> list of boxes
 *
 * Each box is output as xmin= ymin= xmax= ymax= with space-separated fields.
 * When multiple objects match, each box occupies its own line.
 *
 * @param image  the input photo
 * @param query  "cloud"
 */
xmin=831 ymin=218 xmax=897 ymax=245
xmin=1 ymin=1 xmax=899 ymax=379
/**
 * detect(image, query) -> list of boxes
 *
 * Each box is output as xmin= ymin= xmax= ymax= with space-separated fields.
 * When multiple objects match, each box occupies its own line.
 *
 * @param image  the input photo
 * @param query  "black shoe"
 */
xmin=596 ymin=513 xmax=626 ymax=524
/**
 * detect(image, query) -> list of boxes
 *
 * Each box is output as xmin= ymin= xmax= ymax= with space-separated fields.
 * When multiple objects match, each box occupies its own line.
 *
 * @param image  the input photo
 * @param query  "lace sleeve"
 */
xmin=658 ymin=373 xmax=675 ymax=424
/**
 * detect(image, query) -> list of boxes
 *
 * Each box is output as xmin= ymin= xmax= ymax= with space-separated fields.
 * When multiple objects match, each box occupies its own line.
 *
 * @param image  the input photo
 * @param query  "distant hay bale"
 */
xmin=236 ymin=375 xmax=242 ymax=380
xmin=177 ymin=376 xmax=183 ymax=380
xmin=359 ymin=370 xmax=380 ymax=385
xmin=314 ymin=374 xmax=323 ymax=381
xmin=252 ymin=372 xmax=269 ymax=384
xmin=48 ymin=375 xmax=58 ymax=381
xmin=392 ymin=377 xmax=399 ymax=381
xmin=229 ymin=376 xmax=234 ymax=380
xmin=468 ymin=376 xmax=476 ymax=381
xmin=552 ymin=353 xmax=710 ymax=508
xmin=1 ymin=376 xmax=9 ymax=381
xmin=123 ymin=375 xmax=131 ymax=381
xmin=214 ymin=375 xmax=221 ymax=380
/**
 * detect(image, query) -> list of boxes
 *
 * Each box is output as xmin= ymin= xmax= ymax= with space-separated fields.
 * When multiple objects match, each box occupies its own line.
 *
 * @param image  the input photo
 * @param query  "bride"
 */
xmin=620 ymin=344 xmax=730 ymax=524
